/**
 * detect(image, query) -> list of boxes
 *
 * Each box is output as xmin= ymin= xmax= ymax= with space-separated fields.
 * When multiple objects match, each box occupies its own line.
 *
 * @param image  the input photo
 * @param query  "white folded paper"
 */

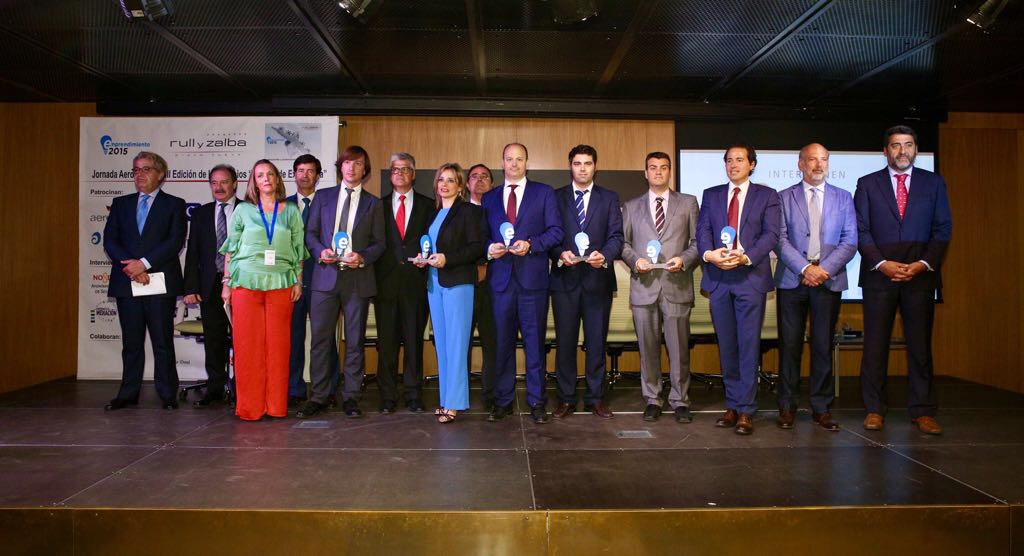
xmin=131 ymin=272 xmax=167 ymax=297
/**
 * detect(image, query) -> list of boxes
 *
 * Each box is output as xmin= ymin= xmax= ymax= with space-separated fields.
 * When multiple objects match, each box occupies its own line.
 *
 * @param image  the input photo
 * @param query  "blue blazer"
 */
xmin=548 ymin=184 xmax=624 ymax=294
xmin=481 ymin=180 xmax=564 ymax=292
xmin=854 ymin=167 xmax=952 ymax=292
xmin=774 ymin=182 xmax=857 ymax=292
xmin=285 ymin=193 xmax=316 ymax=288
xmin=305 ymin=185 xmax=386 ymax=297
xmin=103 ymin=190 xmax=186 ymax=299
xmin=696 ymin=183 xmax=781 ymax=294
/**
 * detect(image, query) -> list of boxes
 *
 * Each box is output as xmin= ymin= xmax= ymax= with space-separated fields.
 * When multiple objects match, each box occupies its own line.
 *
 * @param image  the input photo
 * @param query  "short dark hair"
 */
xmin=883 ymin=125 xmax=918 ymax=147
xmin=208 ymin=164 xmax=237 ymax=183
xmin=568 ymin=144 xmax=597 ymax=163
xmin=502 ymin=142 xmax=529 ymax=160
xmin=335 ymin=145 xmax=371 ymax=183
xmin=293 ymin=154 xmax=322 ymax=174
xmin=644 ymin=151 xmax=672 ymax=170
xmin=724 ymin=143 xmax=757 ymax=174
xmin=467 ymin=163 xmax=493 ymax=181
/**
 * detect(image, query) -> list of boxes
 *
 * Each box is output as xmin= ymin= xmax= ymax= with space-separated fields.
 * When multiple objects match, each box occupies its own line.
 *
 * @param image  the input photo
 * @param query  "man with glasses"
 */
xmin=103 ymin=151 xmax=187 ymax=411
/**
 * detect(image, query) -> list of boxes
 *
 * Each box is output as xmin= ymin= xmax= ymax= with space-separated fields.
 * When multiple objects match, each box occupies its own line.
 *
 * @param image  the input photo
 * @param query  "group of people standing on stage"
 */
xmin=102 ymin=123 xmax=951 ymax=436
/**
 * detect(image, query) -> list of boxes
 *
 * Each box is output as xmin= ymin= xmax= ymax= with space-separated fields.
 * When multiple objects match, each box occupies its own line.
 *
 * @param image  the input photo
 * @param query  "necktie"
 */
xmin=216 ymin=202 xmax=227 ymax=273
xmin=302 ymin=197 xmax=310 ymax=226
xmin=136 ymin=194 xmax=150 ymax=234
xmin=807 ymin=188 xmax=821 ymax=262
xmin=396 ymin=194 xmax=407 ymax=240
xmin=339 ymin=188 xmax=354 ymax=234
xmin=575 ymin=190 xmax=586 ymax=228
xmin=654 ymin=197 xmax=665 ymax=237
xmin=727 ymin=187 xmax=740 ymax=248
xmin=895 ymin=174 xmax=908 ymax=219
xmin=506 ymin=184 xmax=517 ymax=225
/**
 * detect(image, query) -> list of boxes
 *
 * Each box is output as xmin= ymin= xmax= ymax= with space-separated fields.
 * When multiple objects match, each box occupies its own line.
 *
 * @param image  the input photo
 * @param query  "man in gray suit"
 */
xmin=297 ymin=145 xmax=386 ymax=419
xmin=621 ymin=152 xmax=700 ymax=423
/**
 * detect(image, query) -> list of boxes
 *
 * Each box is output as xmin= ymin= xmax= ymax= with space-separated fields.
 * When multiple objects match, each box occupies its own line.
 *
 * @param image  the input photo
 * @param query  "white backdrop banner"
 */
xmin=78 ymin=116 xmax=339 ymax=380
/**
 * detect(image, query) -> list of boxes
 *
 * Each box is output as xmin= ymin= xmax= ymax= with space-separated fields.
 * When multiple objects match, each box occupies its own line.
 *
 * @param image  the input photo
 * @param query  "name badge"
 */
xmin=264 ymin=249 xmax=276 ymax=266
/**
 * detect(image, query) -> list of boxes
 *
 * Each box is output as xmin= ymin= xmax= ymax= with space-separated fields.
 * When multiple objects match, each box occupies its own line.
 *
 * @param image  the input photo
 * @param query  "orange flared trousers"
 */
xmin=231 ymin=287 xmax=293 ymax=421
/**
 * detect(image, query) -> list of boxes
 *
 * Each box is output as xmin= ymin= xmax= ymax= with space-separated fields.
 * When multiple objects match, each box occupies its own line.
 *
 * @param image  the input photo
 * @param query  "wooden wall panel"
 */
xmin=0 ymin=103 xmax=97 ymax=394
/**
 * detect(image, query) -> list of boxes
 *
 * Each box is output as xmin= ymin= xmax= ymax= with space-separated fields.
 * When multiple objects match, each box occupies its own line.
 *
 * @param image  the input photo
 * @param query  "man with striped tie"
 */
xmin=620 ymin=152 xmax=700 ymax=423
xmin=549 ymin=145 xmax=624 ymax=419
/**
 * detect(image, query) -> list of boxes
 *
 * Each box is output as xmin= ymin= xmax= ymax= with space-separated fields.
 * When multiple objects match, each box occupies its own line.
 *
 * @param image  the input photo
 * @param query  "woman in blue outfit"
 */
xmin=416 ymin=163 xmax=483 ymax=423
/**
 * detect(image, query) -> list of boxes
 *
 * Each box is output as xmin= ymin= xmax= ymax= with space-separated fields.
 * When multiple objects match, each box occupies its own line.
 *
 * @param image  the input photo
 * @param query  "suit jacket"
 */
xmin=620 ymin=190 xmax=700 ymax=305
xmin=854 ymin=167 xmax=952 ymax=292
xmin=184 ymin=197 xmax=241 ymax=299
xmin=774 ymin=182 xmax=857 ymax=292
xmin=375 ymin=191 xmax=432 ymax=295
xmin=285 ymin=193 xmax=317 ymax=287
xmin=305 ymin=185 xmax=386 ymax=297
xmin=103 ymin=190 xmax=186 ymax=298
xmin=481 ymin=180 xmax=564 ymax=292
xmin=434 ymin=199 xmax=484 ymax=288
xmin=548 ymin=184 xmax=624 ymax=295
xmin=696 ymin=183 xmax=781 ymax=294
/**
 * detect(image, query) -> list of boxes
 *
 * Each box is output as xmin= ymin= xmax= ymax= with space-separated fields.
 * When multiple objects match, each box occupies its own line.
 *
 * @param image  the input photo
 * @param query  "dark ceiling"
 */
xmin=0 ymin=0 xmax=1021 ymax=119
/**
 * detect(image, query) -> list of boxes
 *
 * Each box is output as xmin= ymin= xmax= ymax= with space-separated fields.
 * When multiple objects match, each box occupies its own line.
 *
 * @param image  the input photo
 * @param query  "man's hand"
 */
xmin=586 ymin=250 xmax=606 ymax=268
xmin=801 ymin=265 xmax=830 ymax=287
xmin=509 ymin=239 xmax=531 ymax=256
xmin=476 ymin=264 xmax=487 ymax=283
xmin=706 ymin=248 xmax=743 ymax=270
xmin=488 ymin=242 xmax=508 ymax=260
xmin=878 ymin=261 xmax=910 ymax=282
xmin=290 ymin=283 xmax=302 ymax=302
xmin=221 ymin=285 xmax=232 ymax=305
xmin=635 ymin=258 xmax=652 ymax=274
xmin=560 ymin=250 xmax=579 ymax=267
xmin=183 ymin=294 xmax=202 ymax=305
xmin=665 ymin=256 xmax=684 ymax=273
xmin=120 ymin=259 xmax=146 ymax=278
xmin=341 ymin=251 xmax=364 ymax=268
xmin=427 ymin=253 xmax=447 ymax=268
xmin=320 ymin=249 xmax=338 ymax=263
xmin=892 ymin=261 xmax=926 ymax=281
xmin=133 ymin=272 xmax=151 ymax=285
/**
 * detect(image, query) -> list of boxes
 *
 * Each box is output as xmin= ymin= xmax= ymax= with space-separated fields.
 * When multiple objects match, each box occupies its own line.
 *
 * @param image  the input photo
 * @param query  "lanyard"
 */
xmin=258 ymin=201 xmax=279 ymax=245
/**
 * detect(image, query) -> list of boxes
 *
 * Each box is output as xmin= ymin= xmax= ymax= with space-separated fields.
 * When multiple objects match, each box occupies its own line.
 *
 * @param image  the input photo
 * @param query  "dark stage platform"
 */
xmin=1 ymin=376 xmax=1022 ymax=554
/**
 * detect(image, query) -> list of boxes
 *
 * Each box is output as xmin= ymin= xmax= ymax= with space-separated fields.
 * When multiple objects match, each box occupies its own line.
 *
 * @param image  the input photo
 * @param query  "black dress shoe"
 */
xmin=326 ymin=394 xmax=339 ymax=408
xmin=483 ymin=397 xmax=496 ymax=412
xmin=486 ymin=404 xmax=512 ymax=422
xmin=342 ymin=399 xmax=362 ymax=418
xmin=642 ymin=404 xmax=662 ymax=422
xmin=530 ymin=406 xmax=550 ymax=424
xmin=296 ymin=400 xmax=326 ymax=419
xmin=162 ymin=401 xmax=179 ymax=410
xmin=406 ymin=399 xmax=425 ymax=413
xmin=379 ymin=400 xmax=397 ymax=415
xmin=192 ymin=395 xmax=225 ymax=409
xmin=287 ymin=396 xmax=307 ymax=408
xmin=673 ymin=407 xmax=693 ymax=423
xmin=104 ymin=398 xmax=137 ymax=411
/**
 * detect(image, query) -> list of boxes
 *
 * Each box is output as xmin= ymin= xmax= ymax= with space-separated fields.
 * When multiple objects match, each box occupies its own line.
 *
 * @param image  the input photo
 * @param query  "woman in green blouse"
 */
xmin=220 ymin=159 xmax=307 ymax=421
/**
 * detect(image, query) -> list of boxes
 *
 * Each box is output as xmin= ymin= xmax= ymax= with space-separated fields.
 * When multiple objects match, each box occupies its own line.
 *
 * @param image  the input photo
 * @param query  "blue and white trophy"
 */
xmin=567 ymin=231 xmax=590 ymax=264
xmin=332 ymin=231 xmax=350 ymax=269
xmin=499 ymin=222 xmax=515 ymax=248
xmin=409 ymin=234 xmax=432 ymax=263
xmin=720 ymin=226 xmax=737 ymax=258
xmin=646 ymin=239 xmax=667 ymax=269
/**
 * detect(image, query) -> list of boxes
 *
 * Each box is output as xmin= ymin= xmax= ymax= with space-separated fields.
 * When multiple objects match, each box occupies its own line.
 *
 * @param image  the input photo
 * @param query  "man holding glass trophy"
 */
xmin=621 ymin=152 xmax=700 ymax=423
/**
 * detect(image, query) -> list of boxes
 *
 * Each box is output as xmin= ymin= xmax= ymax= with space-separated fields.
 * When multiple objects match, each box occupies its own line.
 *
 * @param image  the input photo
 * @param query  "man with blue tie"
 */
xmin=103 ymin=151 xmax=187 ymax=411
xmin=697 ymin=144 xmax=781 ymax=435
xmin=284 ymin=154 xmax=338 ymax=407
xmin=297 ymin=146 xmax=386 ymax=419
xmin=856 ymin=126 xmax=952 ymax=435
xmin=549 ymin=145 xmax=623 ymax=419
xmin=183 ymin=164 xmax=241 ymax=407
xmin=482 ymin=143 xmax=564 ymax=424
xmin=774 ymin=144 xmax=857 ymax=431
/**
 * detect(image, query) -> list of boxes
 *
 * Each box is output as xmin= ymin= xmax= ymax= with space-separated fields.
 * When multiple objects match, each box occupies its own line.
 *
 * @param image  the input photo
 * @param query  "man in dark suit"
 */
xmin=103 ymin=151 xmax=187 ymax=411
xmin=182 ymin=164 xmax=241 ymax=407
xmin=375 ymin=152 xmax=431 ymax=413
xmin=285 ymin=154 xmax=338 ymax=407
xmin=774 ymin=144 xmax=857 ymax=431
xmin=482 ymin=143 xmax=564 ymax=424
xmin=549 ymin=145 xmax=623 ymax=419
xmin=467 ymin=164 xmax=498 ymax=409
xmin=297 ymin=146 xmax=386 ymax=419
xmin=856 ymin=125 xmax=952 ymax=435
xmin=697 ymin=144 xmax=781 ymax=435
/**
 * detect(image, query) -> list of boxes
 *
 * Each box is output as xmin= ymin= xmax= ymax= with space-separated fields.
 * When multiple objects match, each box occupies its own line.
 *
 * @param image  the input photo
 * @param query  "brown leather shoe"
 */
xmin=552 ymin=402 xmax=576 ymax=419
xmin=911 ymin=416 xmax=943 ymax=435
xmin=776 ymin=409 xmax=795 ymax=429
xmin=584 ymin=402 xmax=613 ymax=419
xmin=813 ymin=412 xmax=840 ymax=432
xmin=734 ymin=413 xmax=754 ymax=435
xmin=863 ymin=412 xmax=884 ymax=431
xmin=716 ymin=409 xmax=738 ymax=428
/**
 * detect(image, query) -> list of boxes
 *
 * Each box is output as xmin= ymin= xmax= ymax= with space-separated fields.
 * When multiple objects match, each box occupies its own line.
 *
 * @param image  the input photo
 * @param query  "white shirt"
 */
xmin=572 ymin=182 xmax=594 ymax=217
xmin=296 ymin=191 xmax=315 ymax=220
xmin=391 ymin=188 xmax=413 ymax=230
xmin=333 ymin=183 xmax=362 ymax=238
xmin=502 ymin=177 xmax=527 ymax=217
xmin=647 ymin=189 xmax=669 ymax=227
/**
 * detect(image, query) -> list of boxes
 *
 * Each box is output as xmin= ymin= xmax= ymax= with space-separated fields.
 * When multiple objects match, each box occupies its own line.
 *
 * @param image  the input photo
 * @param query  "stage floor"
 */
xmin=1 ymin=375 xmax=1022 ymax=513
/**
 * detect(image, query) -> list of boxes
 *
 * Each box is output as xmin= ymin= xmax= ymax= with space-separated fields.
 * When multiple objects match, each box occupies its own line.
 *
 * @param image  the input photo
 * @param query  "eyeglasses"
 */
xmin=469 ymin=173 xmax=491 ymax=180
xmin=391 ymin=167 xmax=414 ymax=175
xmin=130 ymin=166 xmax=157 ymax=176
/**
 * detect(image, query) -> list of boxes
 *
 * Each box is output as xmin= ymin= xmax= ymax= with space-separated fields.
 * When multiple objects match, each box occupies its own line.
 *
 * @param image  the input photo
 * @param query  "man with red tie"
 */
xmin=856 ymin=126 xmax=952 ymax=435
xmin=375 ymin=152 xmax=432 ymax=414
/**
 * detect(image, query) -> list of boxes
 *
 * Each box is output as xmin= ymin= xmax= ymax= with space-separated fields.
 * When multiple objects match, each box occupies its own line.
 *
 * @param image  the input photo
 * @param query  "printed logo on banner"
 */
xmin=88 ymin=188 xmax=127 ymax=197
xmin=89 ymin=301 xmax=117 ymax=324
xmin=90 ymin=232 xmax=102 ymax=245
xmin=185 ymin=202 xmax=201 ymax=221
xmin=168 ymin=133 xmax=248 ymax=154
xmin=91 ymin=272 xmax=111 ymax=295
xmin=266 ymin=123 xmax=322 ymax=158
xmin=99 ymin=134 xmax=151 ymax=156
